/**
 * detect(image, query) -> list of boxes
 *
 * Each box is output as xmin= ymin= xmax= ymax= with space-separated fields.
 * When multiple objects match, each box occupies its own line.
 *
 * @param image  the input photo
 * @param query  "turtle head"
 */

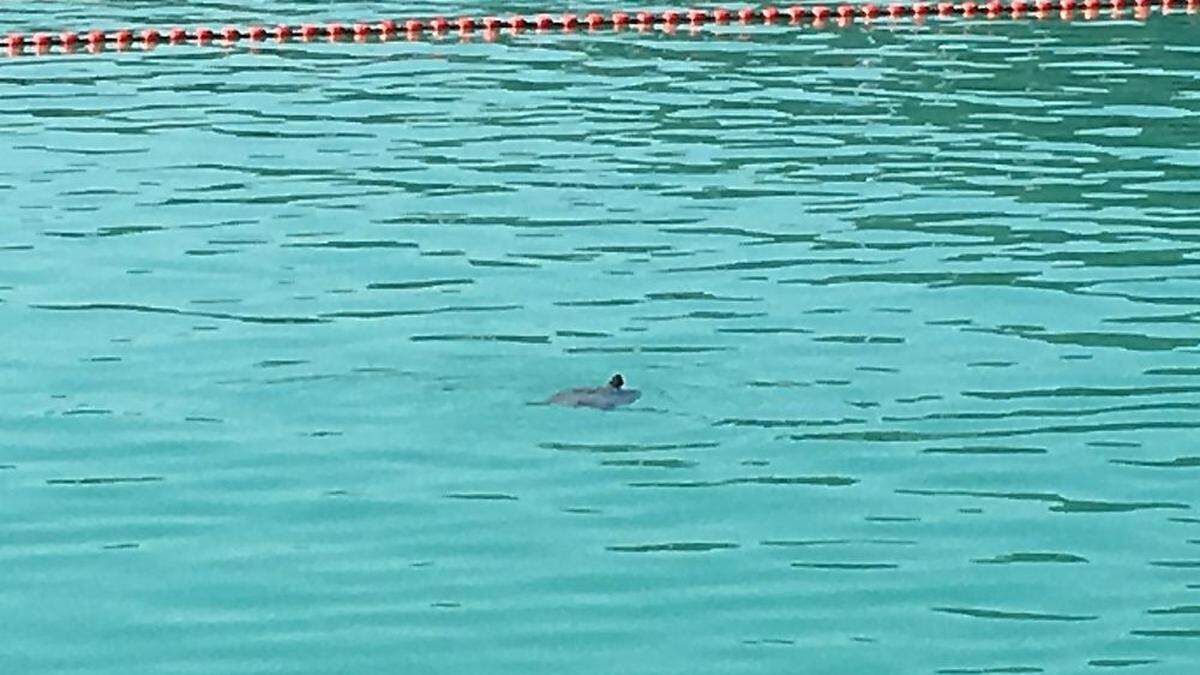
xmin=608 ymin=374 xmax=624 ymax=389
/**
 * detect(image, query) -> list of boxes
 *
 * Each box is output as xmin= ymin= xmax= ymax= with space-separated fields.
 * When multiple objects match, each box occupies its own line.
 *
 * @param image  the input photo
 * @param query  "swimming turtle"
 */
xmin=546 ymin=374 xmax=641 ymax=410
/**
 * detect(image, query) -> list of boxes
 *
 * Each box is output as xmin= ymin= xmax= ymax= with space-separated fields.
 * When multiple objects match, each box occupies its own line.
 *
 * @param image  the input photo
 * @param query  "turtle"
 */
xmin=545 ymin=373 xmax=641 ymax=410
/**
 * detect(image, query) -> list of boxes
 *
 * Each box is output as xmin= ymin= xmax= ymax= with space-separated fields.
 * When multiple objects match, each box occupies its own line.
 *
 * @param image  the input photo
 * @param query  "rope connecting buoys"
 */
xmin=5 ymin=2 xmax=1195 ymax=56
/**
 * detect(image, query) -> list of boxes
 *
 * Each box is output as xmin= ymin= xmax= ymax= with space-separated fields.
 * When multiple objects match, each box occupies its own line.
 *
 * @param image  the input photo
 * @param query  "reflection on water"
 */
xmin=3 ymin=5 xmax=1200 ymax=674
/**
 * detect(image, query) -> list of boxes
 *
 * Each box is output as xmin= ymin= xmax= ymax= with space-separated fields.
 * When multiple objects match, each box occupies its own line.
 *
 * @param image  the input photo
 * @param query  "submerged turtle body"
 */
xmin=547 ymin=374 xmax=641 ymax=410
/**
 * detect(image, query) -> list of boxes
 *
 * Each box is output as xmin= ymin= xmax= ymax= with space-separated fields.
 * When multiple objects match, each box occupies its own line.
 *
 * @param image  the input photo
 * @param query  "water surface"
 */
xmin=3 ymin=6 xmax=1200 ymax=674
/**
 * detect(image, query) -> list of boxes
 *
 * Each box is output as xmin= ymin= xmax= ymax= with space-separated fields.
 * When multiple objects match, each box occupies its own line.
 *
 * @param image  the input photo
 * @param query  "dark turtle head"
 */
xmin=608 ymin=374 xmax=624 ymax=389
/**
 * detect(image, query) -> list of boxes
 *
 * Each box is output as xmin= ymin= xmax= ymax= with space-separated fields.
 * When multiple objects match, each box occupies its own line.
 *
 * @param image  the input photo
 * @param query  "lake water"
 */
xmin=3 ymin=5 xmax=1200 ymax=673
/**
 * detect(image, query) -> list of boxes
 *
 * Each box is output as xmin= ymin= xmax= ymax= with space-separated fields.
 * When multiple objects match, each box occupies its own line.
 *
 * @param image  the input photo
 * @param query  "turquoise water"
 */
xmin=4 ymin=6 xmax=1200 ymax=673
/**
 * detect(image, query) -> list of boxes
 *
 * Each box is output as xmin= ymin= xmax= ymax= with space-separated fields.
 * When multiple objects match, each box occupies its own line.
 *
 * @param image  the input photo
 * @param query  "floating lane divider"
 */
xmin=5 ymin=3 xmax=1196 ymax=55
